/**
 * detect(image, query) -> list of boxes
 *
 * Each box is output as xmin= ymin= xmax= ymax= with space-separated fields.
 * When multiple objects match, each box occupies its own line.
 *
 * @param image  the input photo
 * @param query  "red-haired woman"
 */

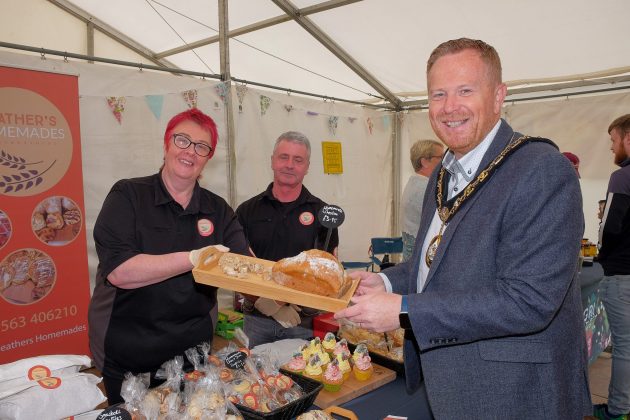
xmin=88 ymin=109 xmax=249 ymax=404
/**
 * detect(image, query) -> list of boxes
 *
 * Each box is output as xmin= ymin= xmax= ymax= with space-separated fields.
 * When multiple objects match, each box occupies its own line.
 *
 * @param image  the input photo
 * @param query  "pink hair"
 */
xmin=163 ymin=108 xmax=218 ymax=158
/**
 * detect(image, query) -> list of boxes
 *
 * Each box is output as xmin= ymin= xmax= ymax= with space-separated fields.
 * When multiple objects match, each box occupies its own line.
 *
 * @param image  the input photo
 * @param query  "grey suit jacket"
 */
xmin=384 ymin=120 xmax=591 ymax=419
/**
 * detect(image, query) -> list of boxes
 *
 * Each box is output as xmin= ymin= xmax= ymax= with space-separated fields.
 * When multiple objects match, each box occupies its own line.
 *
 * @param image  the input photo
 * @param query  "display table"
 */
xmin=336 ymin=377 xmax=433 ymax=419
xmin=579 ymin=262 xmax=611 ymax=364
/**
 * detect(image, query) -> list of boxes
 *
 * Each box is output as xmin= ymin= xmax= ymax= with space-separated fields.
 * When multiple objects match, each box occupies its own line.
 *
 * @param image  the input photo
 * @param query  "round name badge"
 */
xmin=299 ymin=211 xmax=315 ymax=226
xmin=197 ymin=219 xmax=214 ymax=236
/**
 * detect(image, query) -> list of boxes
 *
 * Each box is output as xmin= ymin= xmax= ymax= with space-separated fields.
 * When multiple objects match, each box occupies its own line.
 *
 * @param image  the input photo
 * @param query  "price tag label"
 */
xmin=318 ymin=205 xmax=345 ymax=229
xmin=97 ymin=406 xmax=133 ymax=420
xmin=224 ymin=350 xmax=247 ymax=370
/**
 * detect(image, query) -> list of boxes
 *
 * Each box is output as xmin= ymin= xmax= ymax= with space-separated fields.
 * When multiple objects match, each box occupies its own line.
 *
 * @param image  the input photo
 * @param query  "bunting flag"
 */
xmin=284 ymin=104 xmax=294 ymax=113
xmin=328 ymin=116 xmax=339 ymax=136
xmin=214 ymin=82 xmax=229 ymax=106
xmin=182 ymin=89 xmax=198 ymax=109
xmin=382 ymin=115 xmax=391 ymax=131
xmin=235 ymin=84 xmax=248 ymax=113
xmin=145 ymin=95 xmax=164 ymax=120
xmin=106 ymin=96 xmax=126 ymax=124
xmin=366 ymin=117 xmax=374 ymax=135
xmin=307 ymin=111 xmax=319 ymax=116
xmin=260 ymin=95 xmax=271 ymax=116
xmin=347 ymin=117 xmax=357 ymax=123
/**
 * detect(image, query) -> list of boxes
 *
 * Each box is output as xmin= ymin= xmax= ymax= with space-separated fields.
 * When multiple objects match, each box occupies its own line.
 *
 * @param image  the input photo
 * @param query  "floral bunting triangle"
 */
xmin=236 ymin=85 xmax=248 ymax=113
xmin=366 ymin=117 xmax=374 ymax=135
xmin=382 ymin=115 xmax=391 ymax=131
xmin=347 ymin=117 xmax=357 ymax=123
xmin=106 ymin=97 xmax=126 ymax=124
xmin=284 ymin=104 xmax=294 ymax=113
xmin=260 ymin=95 xmax=271 ymax=116
xmin=145 ymin=95 xmax=164 ymax=120
xmin=214 ymin=82 xmax=229 ymax=106
xmin=182 ymin=89 xmax=198 ymax=109
xmin=328 ymin=116 xmax=339 ymax=136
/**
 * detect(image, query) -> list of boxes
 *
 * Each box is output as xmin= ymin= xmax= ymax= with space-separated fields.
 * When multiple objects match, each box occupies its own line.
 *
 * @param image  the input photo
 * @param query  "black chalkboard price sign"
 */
xmin=224 ymin=350 xmax=247 ymax=370
xmin=318 ymin=204 xmax=345 ymax=251
xmin=97 ymin=406 xmax=133 ymax=420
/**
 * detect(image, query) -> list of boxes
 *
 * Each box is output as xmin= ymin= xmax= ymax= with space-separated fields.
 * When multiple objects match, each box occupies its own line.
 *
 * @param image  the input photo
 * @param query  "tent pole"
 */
xmin=392 ymin=112 xmax=401 ymax=239
xmin=218 ymin=0 xmax=237 ymax=209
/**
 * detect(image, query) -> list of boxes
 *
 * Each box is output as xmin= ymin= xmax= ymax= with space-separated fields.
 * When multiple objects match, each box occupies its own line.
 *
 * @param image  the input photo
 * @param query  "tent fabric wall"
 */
xmin=0 ymin=50 xmax=394 ymax=291
xmin=400 ymin=92 xmax=630 ymax=244
xmin=3 ymin=49 xmax=630 ymax=294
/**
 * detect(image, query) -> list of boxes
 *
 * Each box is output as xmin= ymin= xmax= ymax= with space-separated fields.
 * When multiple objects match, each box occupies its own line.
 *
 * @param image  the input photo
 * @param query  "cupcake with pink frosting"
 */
xmin=284 ymin=352 xmax=306 ymax=375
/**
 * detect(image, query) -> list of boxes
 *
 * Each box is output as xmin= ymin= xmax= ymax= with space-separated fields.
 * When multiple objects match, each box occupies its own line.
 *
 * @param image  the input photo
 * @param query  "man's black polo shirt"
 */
xmin=235 ymin=183 xmax=339 ymax=261
xmin=88 ymin=172 xmax=248 ymax=377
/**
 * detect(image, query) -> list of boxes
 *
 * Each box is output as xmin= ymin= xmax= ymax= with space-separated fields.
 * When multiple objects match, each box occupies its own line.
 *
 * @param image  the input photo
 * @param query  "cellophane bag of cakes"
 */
xmin=182 ymin=375 xmax=228 ymax=419
xmin=119 ymin=371 xmax=149 ymax=418
xmin=337 ymin=319 xmax=404 ymax=362
xmin=141 ymin=356 xmax=184 ymax=419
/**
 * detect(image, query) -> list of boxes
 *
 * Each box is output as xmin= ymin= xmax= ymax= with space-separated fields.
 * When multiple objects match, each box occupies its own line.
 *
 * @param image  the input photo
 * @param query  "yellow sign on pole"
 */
xmin=321 ymin=141 xmax=343 ymax=174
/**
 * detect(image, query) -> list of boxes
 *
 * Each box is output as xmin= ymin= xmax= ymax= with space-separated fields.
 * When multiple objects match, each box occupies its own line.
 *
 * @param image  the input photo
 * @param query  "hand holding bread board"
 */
xmin=192 ymin=247 xmax=359 ymax=312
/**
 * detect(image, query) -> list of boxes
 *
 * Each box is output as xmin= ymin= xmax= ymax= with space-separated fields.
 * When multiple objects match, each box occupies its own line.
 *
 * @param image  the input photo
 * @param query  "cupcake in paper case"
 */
xmin=353 ymin=352 xmax=373 ymax=381
xmin=333 ymin=338 xmax=351 ymax=359
xmin=352 ymin=343 xmax=369 ymax=363
xmin=303 ymin=353 xmax=323 ymax=382
xmin=307 ymin=337 xmax=323 ymax=355
xmin=315 ymin=346 xmax=331 ymax=366
xmin=322 ymin=359 xmax=344 ymax=392
xmin=322 ymin=332 xmax=337 ymax=355
xmin=285 ymin=352 xmax=307 ymax=375
xmin=335 ymin=353 xmax=352 ymax=381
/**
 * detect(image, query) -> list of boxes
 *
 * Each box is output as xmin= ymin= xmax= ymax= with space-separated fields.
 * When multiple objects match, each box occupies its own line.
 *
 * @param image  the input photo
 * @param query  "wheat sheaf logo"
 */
xmin=0 ymin=150 xmax=56 ymax=194
xmin=0 ymin=86 xmax=72 ymax=197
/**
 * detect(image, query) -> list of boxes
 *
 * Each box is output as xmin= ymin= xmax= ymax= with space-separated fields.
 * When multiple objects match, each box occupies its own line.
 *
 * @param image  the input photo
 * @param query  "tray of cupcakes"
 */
xmin=282 ymin=335 xmax=396 ymax=409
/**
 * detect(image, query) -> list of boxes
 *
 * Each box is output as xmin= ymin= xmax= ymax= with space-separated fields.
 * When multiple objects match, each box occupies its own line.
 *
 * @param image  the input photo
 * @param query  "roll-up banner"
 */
xmin=0 ymin=65 xmax=90 ymax=363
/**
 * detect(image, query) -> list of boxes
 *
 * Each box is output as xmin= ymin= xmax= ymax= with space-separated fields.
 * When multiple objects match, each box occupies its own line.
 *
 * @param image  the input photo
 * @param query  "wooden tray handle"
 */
xmin=323 ymin=406 xmax=358 ymax=420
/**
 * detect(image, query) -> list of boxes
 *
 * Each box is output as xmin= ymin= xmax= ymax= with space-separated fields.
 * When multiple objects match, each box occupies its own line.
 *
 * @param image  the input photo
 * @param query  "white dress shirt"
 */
xmin=382 ymin=120 xmax=502 ymax=293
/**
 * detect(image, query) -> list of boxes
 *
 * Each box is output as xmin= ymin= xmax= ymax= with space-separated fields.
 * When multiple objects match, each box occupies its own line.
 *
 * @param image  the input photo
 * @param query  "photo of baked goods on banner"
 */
xmin=193 ymin=247 xmax=358 ymax=313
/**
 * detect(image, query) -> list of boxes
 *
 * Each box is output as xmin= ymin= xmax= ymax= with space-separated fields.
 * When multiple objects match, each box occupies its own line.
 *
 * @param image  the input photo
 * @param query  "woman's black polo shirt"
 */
xmin=88 ymin=172 xmax=248 ymax=377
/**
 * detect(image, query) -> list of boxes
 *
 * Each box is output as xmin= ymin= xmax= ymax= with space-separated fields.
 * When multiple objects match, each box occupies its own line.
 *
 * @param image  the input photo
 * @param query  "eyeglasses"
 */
xmin=172 ymin=133 xmax=213 ymax=157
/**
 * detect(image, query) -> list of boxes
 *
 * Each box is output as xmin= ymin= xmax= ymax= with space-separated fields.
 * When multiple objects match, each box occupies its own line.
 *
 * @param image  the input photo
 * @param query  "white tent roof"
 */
xmin=3 ymin=0 xmax=630 ymax=106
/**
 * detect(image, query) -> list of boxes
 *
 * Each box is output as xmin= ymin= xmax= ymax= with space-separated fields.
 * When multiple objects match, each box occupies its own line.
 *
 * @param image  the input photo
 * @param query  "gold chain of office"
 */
xmin=425 ymin=134 xmax=530 ymax=267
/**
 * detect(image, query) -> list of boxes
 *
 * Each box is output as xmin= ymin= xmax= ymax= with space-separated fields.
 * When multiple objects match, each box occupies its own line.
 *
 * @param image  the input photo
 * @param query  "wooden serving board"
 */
xmin=285 ymin=363 xmax=396 ymax=409
xmin=192 ymin=252 xmax=359 ymax=312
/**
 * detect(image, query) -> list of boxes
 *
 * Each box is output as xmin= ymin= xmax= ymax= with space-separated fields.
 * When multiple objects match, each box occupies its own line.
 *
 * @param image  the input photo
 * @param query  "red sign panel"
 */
xmin=0 ymin=66 xmax=90 ymax=363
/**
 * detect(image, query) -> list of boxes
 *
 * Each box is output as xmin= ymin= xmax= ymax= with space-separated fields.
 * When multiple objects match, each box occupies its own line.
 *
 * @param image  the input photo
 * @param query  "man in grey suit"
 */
xmin=336 ymin=38 xmax=592 ymax=419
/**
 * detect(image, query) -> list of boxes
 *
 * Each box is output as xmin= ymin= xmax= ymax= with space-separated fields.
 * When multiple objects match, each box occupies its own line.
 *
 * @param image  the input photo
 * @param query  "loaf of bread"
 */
xmin=271 ymin=249 xmax=348 ymax=298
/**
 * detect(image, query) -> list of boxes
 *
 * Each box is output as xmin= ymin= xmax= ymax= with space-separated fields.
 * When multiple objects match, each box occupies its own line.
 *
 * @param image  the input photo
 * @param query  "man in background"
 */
xmin=400 ymin=139 xmax=444 ymax=261
xmin=595 ymin=114 xmax=630 ymax=420
xmin=236 ymin=131 xmax=338 ymax=348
